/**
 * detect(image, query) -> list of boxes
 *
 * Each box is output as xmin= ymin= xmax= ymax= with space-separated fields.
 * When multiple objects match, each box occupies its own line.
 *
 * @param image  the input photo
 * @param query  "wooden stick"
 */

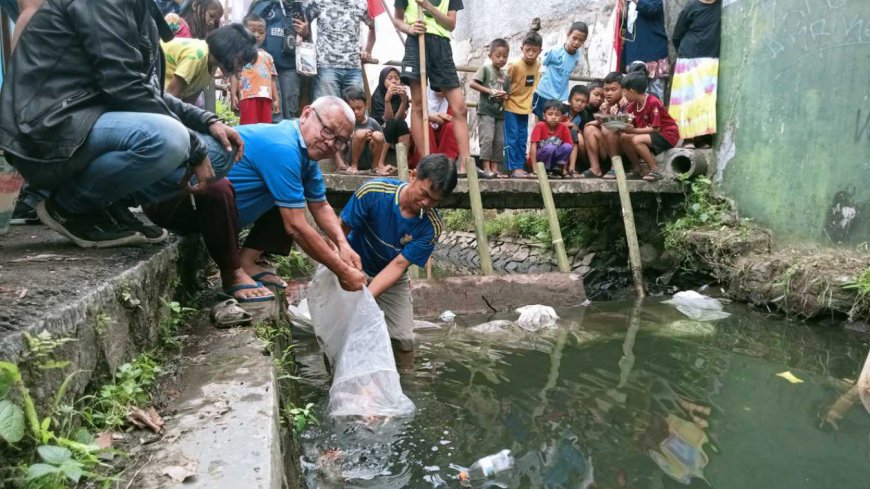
xmin=395 ymin=142 xmax=420 ymax=279
xmin=466 ymin=157 xmax=493 ymax=275
xmin=367 ymin=60 xmax=598 ymax=82
xmin=535 ymin=162 xmax=570 ymax=272
xmin=417 ymin=12 xmax=430 ymax=155
xmin=610 ymin=155 xmax=645 ymax=297
xmin=379 ymin=0 xmax=406 ymax=45
xmin=361 ymin=60 xmax=372 ymax=111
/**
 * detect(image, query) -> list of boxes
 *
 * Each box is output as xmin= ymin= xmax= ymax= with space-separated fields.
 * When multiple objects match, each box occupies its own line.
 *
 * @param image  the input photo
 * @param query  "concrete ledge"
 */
xmin=323 ymin=173 xmax=686 ymax=209
xmin=410 ymin=272 xmax=586 ymax=317
xmin=0 ymin=225 xmax=189 ymax=405
xmin=126 ymin=322 xmax=284 ymax=489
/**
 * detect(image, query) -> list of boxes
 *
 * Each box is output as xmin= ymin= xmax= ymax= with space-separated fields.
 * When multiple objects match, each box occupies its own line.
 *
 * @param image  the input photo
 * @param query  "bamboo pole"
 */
xmin=366 ymin=60 xmax=598 ymax=82
xmin=535 ymin=162 xmax=570 ymax=272
xmin=611 ymin=155 xmax=645 ymax=297
xmin=416 ymin=13 xmax=430 ymax=155
xmin=465 ymin=157 xmax=493 ymax=275
xmin=395 ymin=142 xmax=420 ymax=278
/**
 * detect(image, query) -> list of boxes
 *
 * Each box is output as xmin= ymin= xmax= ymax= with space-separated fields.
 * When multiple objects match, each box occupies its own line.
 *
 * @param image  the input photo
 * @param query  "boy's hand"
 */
xmin=442 ymin=113 xmax=453 ymax=122
xmin=230 ymin=94 xmax=240 ymax=111
xmin=414 ymin=0 xmax=433 ymax=13
xmin=293 ymin=18 xmax=308 ymax=37
xmin=272 ymin=98 xmax=281 ymax=114
xmin=408 ymin=19 xmax=426 ymax=36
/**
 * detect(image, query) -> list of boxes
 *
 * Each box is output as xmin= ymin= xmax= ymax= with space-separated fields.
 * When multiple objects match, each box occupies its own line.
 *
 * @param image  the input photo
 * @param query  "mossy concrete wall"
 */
xmin=717 ymin=0 xmax=870 ymax=245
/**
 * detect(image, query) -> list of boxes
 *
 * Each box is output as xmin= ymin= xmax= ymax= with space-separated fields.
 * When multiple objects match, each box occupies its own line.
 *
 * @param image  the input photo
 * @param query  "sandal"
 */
xmin=565 ymin=170 xmax=581 ymax=179
xmin=580 ymin=169 xmax=601 ymax=179
xmin=509 ymin=170 xmax=533 ymax=179
xmin=602 ymin=169 xmax=617 ymax=180
xmin=210 ymin=298 xmax=253 ymax=329
xmin=643 ymin=170 xmax=665 ymax=182
xmin=251 ymin=271 xmax=287 ymax=289
xmin=374 ymin=165 xmax=398 ymax=176
xmin=343 ymin=167 xmax=360 ymax=175
xmin=223 ymin=281 xmax=275 ymax=303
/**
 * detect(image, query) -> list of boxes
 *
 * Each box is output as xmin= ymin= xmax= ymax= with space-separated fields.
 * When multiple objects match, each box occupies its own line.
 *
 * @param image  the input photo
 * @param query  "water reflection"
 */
xmin=292 ymin=299 xmax=870 ymax=488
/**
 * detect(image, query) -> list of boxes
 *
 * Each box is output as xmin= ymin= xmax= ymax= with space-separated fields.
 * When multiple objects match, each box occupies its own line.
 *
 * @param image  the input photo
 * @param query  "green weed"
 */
xmin=216 ymin=99 xmax=239 ymax=127
xmin=81 ymin=354 xmax=161 ymax=431
xmin=285 ymin=403 xmax=318 ymax=433
xmin=842 ymin=268 xmax=870 ymax=299
xmin=23 ymin=332 xmax=75 ymax=371
xmin=442 ymin=209 xmax=598 ymax=250
xmin=663 ymin=176 xmax=734 ymax=265
xmin=117 ymin=284 xmax=141 ymax=310
xmin=92 ymin=313 xmax=111 ymax=337
xmin=158 ymin=300 xmax=197 ymax=348
xmin=272 ymin=250 xmax=314 ymax=279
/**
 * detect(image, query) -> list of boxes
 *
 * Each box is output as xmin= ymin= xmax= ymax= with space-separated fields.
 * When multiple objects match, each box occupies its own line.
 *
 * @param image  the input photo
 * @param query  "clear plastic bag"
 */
xmin=515 ymin=305 xmax=559 ymax=331
xmin=663 ymin=291 xmax=731 ymax=322
xmin=307 ymin=266 xmax=415 ymax=418
xmin=295 ymin=41 xmax=317 ymax=77
xmin=860 ymin=349 xmax=870 ymax=414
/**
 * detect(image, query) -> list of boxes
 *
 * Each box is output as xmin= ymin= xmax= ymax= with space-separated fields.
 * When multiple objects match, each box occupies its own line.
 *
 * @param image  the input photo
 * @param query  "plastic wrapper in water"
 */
xmin=470 ymin=320 xmax=515 ymax=334
xmin=307 ymin=266 xmax=415 ymax=418
xmin=413 ymin=320 xmax=441 ymax=330
xmin=663 ymin=291 xmax=731 ymax=321
xmin=287 ymin=298 xmax=314 ymax=334
xmin=515 ymin=305 xmax=559 ymax=331
xmin=439 ymin=310 xmax=457 ymax=322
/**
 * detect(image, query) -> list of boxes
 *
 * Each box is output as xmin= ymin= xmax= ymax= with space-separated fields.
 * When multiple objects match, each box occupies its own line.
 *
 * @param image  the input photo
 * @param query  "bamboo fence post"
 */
xmin=535 ymin=162 xmax=570 ymax=272
xmin=466 ymin=157 xmax=493 ymax=275
xmin=610 ymin=155 xmax=645 ymax=297
xmin=417 ymin=11 xmax=430 ymax=155
xmin=395 ymin=143 xmax=419 ymax=279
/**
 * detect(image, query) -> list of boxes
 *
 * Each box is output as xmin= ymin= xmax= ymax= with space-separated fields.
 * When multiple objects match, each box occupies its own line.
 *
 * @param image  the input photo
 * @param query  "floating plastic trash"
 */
xmin=776 ymin=371 xmax=804 ymax=384
xmin=664 ymin=291 xmax=731 ymax=321
xmin=470 ymin=320 xmax=515 ymax=334
xmin=515 ymin=305 xmax=559 ymax=331
xmin=860 ymin=350 xmax=870 ymax=414
xmin=457 ymin=449 xmax=514 ymax=481
xmin=439 ymin=310 xmax=457 ymax=322
xmin=287 ymin=299 xmax=314 ymax=334
xmin=414 ymin=320 xmax=442 ymax=330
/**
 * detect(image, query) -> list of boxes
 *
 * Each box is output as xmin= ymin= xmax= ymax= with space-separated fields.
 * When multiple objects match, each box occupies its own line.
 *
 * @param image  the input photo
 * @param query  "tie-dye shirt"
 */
xmin=239 ymin=49 xmax=278 ymax=101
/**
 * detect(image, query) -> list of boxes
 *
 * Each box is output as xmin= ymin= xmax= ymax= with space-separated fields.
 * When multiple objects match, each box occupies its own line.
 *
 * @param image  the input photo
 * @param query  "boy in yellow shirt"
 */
xmin=504 ymin=31 xmax=543 ymax=178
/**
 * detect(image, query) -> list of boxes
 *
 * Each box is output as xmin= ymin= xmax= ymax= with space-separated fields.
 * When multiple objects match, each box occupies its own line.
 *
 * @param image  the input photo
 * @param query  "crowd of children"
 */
xmin=221 ymin=0 xmax=718 ymax=184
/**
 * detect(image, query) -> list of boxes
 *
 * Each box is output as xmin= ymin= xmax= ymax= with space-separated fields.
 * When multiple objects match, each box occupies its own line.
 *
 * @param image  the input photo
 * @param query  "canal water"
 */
xmin=292 ymin=299 xmax=870 ymax=488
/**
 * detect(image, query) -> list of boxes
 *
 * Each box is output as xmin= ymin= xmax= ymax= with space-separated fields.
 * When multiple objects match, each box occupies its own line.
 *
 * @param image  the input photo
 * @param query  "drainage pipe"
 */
xmin=661 ymin=148 xmax=708 ymax=179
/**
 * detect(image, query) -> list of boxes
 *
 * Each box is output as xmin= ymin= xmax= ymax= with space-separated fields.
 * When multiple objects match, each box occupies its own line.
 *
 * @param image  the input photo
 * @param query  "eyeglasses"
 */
xmin=310 ymin=107 xmax=350 ymax=152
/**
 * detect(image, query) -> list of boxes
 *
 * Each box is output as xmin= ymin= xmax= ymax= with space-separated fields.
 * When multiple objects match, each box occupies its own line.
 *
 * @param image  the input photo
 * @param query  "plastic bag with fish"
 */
xmin=307 ymin=266 xmax=415 ymax=418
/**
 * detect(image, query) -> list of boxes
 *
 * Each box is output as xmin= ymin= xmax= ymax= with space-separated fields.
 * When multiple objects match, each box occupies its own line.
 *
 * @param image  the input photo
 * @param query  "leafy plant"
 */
xmin=216 ymin=99 xmax=239 ymax=127
xmin=842 ymin=268 xmax=870 ymax=299
xmin=286 ymin=403 xmax=318 ymax=433
xmin=118 ymin=284 xmax=141 ymax=310
xmin=92 ymin=313 xmax=111 ymax=336
xmin=272 ymin=251 xmax=314 ymax=279
xmin=27 ymin=445 xmax=87 ymax=484
xmin=24 ymin=331 xmax=76 ymax=371
xmin=158 ymin=300 xmax=197 ymax=348
xmin=663 ymin=176 xmax=734 ymax=264
xmin=82 ymin=354 xmax=161 ymax=431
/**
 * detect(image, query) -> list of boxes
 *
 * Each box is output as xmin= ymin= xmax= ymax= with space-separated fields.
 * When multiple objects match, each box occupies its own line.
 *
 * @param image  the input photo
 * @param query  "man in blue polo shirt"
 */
xmin=340 ymin=154 xmax=457 ymax=351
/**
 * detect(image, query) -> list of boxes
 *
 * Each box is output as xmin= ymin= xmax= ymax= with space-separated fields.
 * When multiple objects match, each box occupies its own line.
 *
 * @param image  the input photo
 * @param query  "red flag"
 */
xmin=368 ymin=0 xmax=386 ymax=19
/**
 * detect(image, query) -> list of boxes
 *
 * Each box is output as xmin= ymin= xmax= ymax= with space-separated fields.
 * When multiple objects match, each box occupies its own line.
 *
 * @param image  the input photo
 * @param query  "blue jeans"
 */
xmin=275 ymin=68 xmax=301 ymax=121
xmin=313 ymin=68 xmax=363 ymax=100
xmin=503 ymin=111 xmax=529 ymax=172
xmin=15 ymin=112 xmax=233 ymax=214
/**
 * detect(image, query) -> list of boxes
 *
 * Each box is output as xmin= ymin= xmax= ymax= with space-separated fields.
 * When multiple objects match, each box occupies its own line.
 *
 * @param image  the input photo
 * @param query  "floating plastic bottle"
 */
xmin=458 ymin=449 xmax=514 ymax=481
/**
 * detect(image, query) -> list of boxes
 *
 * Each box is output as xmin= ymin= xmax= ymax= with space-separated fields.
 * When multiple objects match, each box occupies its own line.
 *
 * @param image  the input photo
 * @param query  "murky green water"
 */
xmin=293 ymin=300 xmax=870 ymax=488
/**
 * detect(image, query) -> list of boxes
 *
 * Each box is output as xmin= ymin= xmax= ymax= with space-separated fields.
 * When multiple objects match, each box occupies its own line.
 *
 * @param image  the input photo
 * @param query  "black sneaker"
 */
xmin=11 ymin=199 xmax=40 ymax=224
xmin=106 ymin=203 xmax=168 ymax=244
xmin=36 ymin=198 xmax=146 ymax=248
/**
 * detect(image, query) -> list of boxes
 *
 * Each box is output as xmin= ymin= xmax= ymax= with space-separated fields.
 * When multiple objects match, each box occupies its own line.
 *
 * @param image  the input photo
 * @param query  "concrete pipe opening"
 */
xmin=669 ymin=155 xmax=694 ymax=177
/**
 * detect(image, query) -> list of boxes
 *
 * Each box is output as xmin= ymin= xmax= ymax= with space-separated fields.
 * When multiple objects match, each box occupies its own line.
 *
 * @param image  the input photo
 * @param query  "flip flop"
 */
xmin=580 ymin=169 xmax=602 ymax=179
xmin=643 ymin=170 xmax=665 ymax=182
xmin=602 ymin=169 xmax=617 ymax=180
xmin=210 ymin=298 xmax=253 ymax=329
xmin=223 ymin=281 xmax=275 ymax=303
xmin=251 ymin=271 xmax=287 ymax=289
xmin=343 ymin=167 xmax=360 ymax=175
xmin=510 ymin=170 xmax=533 ymax=179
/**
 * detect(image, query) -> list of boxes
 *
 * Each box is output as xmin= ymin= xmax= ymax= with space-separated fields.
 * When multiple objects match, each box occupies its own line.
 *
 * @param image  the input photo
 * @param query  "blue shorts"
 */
xmin=531 ymin=92 xmax=567 ymax=120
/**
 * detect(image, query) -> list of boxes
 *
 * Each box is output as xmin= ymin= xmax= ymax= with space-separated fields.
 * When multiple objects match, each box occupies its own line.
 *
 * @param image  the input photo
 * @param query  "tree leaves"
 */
xmin=0 ymin=399 xmax=25 ymax=444
xmin=37 ymin=445 xmax=72 ymax=465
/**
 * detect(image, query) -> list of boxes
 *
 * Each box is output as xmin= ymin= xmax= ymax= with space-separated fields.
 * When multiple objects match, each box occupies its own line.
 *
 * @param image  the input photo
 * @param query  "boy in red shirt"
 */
xmin=531 ymin=99 xmax=574 ymax=178
xmin=618 ymin=71 xmax=681 ymax=181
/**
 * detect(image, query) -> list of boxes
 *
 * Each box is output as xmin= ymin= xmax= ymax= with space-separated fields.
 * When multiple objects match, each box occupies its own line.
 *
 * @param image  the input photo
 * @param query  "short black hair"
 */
xmin=589 ymin=80 xmax=604 ymax=89
xmin=569 ymin=21 xmax=589 ymax=35
xmin=243 ymin=13 xmax=265 ymax=25
xmin=417 ymin=154 xmax=457 ymax=196
xmin=603 ymin=71 xmax=623 ymax=85
xmin=569 ymin=84 xmax=590 ymax=99
xmin=622 ymin=71 xmax=648 ymax=93
xmin=543 ymin=99 xmax=563 ymax=114
xmin=522 ymin=30 xmax=543 ymax=48
xmin=206 ymin=24 xmax=258 ymax=75
xmin=342 ymin=85 xmax=367 ymax=104
xmin=627 ymin=60 xmax=649 ymax=77
xmin=490 ymin=38 xmax=509 ymax=53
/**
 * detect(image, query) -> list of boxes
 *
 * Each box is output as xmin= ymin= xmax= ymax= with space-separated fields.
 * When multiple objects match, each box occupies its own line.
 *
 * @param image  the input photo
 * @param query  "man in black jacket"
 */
xmin=0 ymin=0 xmax=244 ymax=248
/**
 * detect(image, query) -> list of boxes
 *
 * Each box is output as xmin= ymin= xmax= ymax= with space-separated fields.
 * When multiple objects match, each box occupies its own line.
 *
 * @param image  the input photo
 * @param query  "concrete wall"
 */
xmin=717 ymin=0 xmax=870 ymax=245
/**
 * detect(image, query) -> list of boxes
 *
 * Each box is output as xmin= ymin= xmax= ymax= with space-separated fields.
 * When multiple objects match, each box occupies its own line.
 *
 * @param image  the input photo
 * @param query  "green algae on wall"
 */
xmin=717 ymin=0 xmax=870 ymax=245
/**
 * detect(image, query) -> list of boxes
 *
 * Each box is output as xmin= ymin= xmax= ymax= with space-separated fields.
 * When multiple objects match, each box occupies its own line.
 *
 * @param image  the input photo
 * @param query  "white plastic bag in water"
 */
xmin=287 ymin=298 xmax=314 ymax=334
xmin=307 ymin=266 xmax=415 ymax=418
xmin=859 ymin=349 xmax=870 ymax=415
xmin=515 ymin=305 xmax=559 ymax=331
xmin=664 ymin=291 xmax=731 ymax=322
